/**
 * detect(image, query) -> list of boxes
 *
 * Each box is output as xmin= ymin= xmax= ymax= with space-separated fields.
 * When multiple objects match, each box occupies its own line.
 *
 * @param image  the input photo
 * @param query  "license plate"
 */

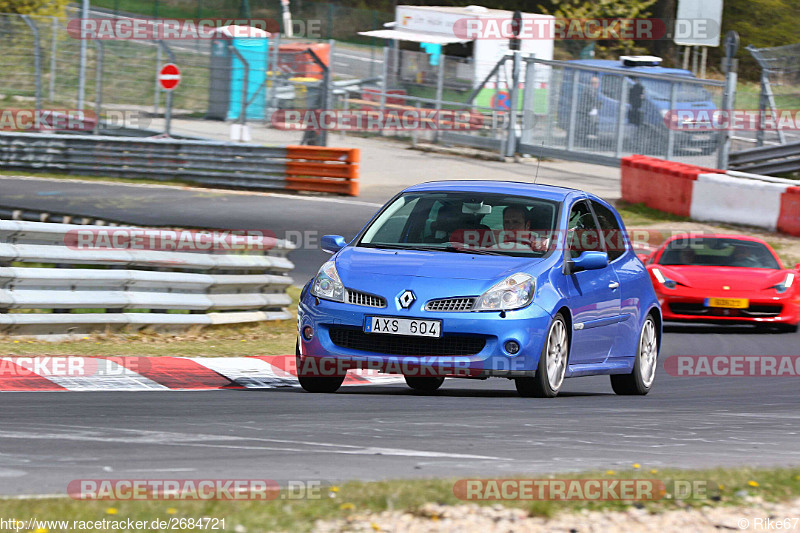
xmin=364 ymin=317 xmax=441 ymax=337
xmin=692 ymin=134 xmax=711 ymax=141
xmin=705 ymin=297 xmax=748 ymax=309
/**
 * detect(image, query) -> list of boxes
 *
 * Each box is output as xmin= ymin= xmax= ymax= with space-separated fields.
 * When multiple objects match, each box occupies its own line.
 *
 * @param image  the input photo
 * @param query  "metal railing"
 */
xmin=0 ymin=219 xmax=295 ymax=338
xmin=728 ymin=140 xmax=800 ymax=175
xmin=0 ymin=132 xmax=360 ymax=195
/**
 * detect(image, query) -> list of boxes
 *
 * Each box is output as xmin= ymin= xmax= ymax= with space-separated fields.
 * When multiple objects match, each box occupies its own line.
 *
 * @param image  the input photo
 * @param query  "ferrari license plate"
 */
xmin=705 ymin=297 xmax=749 ymax=309
xmin=364 ymin=317 xmax=441 ymax=337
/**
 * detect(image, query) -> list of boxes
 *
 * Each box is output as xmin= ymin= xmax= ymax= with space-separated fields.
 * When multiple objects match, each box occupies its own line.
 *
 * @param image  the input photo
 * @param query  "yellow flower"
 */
xmin=718 ymin=484 xmax=725 ymax=491
xmin=650 ymin=469 xmax=658 ymax=474
xmin=371 ymin=523 xmax=381 ymax=531
xmin=339 ymin=503 xmax=355 ymax=511
xmin=34 ymin=528 xmax=49 ymax=533
xmin=606 ymin=470 xmax=616 ymax=475
xmin=106 ymin=508 xmax=118 ymax=515
xmin=166 ymin=508 xmax=177 ymax=514
xmin=330 ymin=486 xmax=339 ymax=492
xmin=632 ymin=463 xmax=641 ymax=469
xmin=13 ymin=340 xmax=19 ymax=343
xmin=748 ymin=481 xmax=759 ymax=488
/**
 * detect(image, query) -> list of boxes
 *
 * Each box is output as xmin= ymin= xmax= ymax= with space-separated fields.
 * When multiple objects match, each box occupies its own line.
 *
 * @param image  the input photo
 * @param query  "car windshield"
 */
xmin=658 ymin=237 xmax=780 ymax=269
xmin=358 ymin=192 xmax=560 ymax=257
xmin=640 ymin=78 xmax=711 ymax=102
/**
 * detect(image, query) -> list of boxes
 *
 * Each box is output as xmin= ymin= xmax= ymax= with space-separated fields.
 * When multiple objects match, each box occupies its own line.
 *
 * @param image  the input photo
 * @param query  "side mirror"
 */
xmin=567 ymin=251 xmax=609 ymax=273
xmin=321 ymin=235 xmax=346 ymax=254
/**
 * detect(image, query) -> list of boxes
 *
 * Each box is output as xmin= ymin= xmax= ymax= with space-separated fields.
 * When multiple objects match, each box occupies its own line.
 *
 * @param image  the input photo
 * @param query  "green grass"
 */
xmin=615 ymin=201 xmax=690 ymax=227
xmin=1 ymin=466 xmax=799 ymax=532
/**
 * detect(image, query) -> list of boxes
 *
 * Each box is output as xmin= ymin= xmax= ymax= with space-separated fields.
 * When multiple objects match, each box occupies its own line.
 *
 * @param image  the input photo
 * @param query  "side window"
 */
xmin=591 ymin=201 xmax=625 ymax=261
xmin=567 ymin=201 xmax=601 ymax=259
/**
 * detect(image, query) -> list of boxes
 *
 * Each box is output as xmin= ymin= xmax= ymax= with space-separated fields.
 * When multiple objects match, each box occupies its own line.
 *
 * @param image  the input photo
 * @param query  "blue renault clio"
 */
xmin=297 ymin=181 xmax=661 ymax=398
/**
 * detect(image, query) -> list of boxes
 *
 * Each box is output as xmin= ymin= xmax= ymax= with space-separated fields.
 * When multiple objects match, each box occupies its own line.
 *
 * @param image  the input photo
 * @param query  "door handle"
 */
xmin=608 ymin=281 xmax=620 ymax=290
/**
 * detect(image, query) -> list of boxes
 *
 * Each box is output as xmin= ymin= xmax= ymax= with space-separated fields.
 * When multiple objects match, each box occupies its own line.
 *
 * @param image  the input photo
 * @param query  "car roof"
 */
xmin=402 ymin=180 xmax=589 ymax=202
xmin=566 ymin=59 xmax=695 ymax=77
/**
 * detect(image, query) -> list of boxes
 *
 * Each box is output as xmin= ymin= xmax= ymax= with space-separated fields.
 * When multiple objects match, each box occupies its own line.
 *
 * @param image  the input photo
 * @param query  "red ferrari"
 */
xmin=643 ymin=234 xmax=799 ymax=332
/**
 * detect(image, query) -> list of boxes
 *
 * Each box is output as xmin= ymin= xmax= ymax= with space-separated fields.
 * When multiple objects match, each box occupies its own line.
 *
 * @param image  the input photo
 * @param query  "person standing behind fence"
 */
xmin=628 ymin=77 xmax=644 ymax=126
xmin=576 ymin=76 xmax=600 ymax=146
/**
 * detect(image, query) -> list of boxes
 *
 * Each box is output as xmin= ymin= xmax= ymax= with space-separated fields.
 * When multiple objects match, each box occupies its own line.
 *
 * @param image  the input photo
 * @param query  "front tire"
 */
xmin=405 ymin=376 xmax=444 ymax=392
xmin=611 ymin=314 xmax=658 ymax=395
xmin=296 ymin=341 xmax=345 ymax=393
xmin=516 ymin=313 xmax=568 ymax=398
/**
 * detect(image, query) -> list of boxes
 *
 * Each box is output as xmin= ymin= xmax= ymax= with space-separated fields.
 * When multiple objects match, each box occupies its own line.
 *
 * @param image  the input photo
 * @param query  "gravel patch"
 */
xmin=315 ymin=497 xmax=800 ymax=532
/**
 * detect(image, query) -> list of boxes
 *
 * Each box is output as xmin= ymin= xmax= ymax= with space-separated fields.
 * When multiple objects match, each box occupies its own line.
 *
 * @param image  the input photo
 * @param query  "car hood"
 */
xmin=336 ymin=247 xmax=540 ymax=281
xmin=653 ymin=265 xmax=786 ymax=290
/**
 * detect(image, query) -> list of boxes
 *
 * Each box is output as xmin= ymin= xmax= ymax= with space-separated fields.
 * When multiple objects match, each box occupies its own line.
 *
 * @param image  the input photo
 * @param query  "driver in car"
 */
xmin=496 ymin=205 xmax=549 ymax=252
xmin=729 ymin=245 xmax=761 ymax=268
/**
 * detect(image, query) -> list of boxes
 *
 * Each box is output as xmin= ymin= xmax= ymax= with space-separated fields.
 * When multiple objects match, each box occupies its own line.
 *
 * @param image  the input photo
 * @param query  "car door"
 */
xmin=563 ymin=200 xmax=621 ymax=365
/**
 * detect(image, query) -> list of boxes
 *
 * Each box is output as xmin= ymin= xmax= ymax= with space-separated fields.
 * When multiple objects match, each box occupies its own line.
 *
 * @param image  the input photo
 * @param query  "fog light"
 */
xmin=302 ymin=326 xmax=314 ymax=341
xmin=504 ymin=340 xmax=520 ymax=355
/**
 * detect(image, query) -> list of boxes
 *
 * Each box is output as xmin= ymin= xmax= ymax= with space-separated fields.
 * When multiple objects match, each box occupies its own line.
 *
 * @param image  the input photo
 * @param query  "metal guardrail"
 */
xmin=0 ymin=220 xmax=295 ymax=338
xmin=728 ymin=141 xmax=800 ymax=174
xmin=0 ymin=132 xmax=360 ymax=195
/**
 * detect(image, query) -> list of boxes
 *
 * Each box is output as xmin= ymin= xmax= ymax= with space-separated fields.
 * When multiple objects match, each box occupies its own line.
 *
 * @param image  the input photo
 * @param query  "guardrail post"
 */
xmin=718 ymin=63 xmax=738 ymax=169
xmin=21 ymin=16 xmax=42 ymax=115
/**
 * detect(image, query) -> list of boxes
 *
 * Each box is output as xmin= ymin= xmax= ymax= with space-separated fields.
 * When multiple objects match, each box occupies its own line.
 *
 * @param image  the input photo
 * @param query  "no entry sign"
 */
xmin=158 ymin=63 xmax=181 ymax=91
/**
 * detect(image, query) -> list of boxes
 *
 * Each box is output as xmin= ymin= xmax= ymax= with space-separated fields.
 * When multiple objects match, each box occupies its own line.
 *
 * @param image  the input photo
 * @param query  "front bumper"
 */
xmin=297 ymin=286 xmax=555 ymax=377
xmin=658 ymin=288 xmax=800 ymax=325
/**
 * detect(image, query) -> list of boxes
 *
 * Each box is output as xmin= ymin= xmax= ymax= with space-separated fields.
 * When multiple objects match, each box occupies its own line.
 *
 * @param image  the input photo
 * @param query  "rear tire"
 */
xmin=404 ymin=376 xmax=445 ymax=392
xmin=296 ymin=341 xmax=345 ymax=393
xmin=611 ymin=315 xmax=658 ymax=395
xmin=516 ymin=313 xmax=568 ymax=398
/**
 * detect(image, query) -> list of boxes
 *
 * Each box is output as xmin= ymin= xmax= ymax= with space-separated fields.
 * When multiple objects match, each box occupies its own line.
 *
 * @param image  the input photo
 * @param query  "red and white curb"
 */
xmin=0 ymin=356 xmax=405 ymax=392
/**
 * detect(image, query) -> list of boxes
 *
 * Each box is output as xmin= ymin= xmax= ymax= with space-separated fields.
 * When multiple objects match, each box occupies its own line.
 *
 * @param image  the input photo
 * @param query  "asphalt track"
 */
xmin=1 ymin=177 xmax=799 ymax=496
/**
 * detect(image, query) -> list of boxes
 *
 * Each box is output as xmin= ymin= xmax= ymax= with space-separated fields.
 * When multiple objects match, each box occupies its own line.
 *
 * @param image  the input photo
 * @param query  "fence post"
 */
xmin=520 ymin=56 xmax=536 ymax=147
xmin=718 ymin=63 xmax=738 ymax=169
xmin=565 ymin=69 xmax=579 ymax=150
xmin=21 ymin=16 xmax=42 ymax=115
xmin=434 ymin=54 xmax=445 ymax=143
xmin=77 ymin=0 xmax=89 ymax=109
xmin=666 ymin=82 xmax=677 ymax=160
xmin=49 ymin=17 xmax=57 ymax=103
xmin=614 ymin=76 xmax=629 ymax=157
xmin=158 ymin=41 xmax=177 ymax=136
xmin=505 ymin=50 xmax=521 ymax=157
xmin=154 ymin=43 xmax=162 ymax=114
xmin=94 ymin=40 xmax=104 ymax=134
xmin=378 ymin=46 xmax=388 ymax=137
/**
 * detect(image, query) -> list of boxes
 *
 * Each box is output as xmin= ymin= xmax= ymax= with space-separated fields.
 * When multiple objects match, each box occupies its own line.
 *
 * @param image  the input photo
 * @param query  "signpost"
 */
xmin=158 ymin=63 xmax=181 ymax=135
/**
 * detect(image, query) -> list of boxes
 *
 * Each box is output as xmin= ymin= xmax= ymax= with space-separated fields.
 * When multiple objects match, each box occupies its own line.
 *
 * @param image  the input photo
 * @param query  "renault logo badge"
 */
xmin=398 ymin=290 xmax=416 ymax=309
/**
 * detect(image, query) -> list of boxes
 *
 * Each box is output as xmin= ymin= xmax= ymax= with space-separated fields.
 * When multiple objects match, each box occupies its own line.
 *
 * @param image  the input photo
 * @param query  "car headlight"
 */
xmin=310 ymin=261 xmax=345 ymax=302
xmin=474 ymin=273 xmax=534 ymax=311
xmin=652 ymin=267 xmax=678 ymax=289
xmin=770 ymin=272 xmax=795 ymax=294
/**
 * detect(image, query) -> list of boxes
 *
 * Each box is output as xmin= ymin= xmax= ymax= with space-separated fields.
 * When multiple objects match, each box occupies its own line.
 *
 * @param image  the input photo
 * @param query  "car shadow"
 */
xmin=664 ymin=323 xmax=793 ymax=335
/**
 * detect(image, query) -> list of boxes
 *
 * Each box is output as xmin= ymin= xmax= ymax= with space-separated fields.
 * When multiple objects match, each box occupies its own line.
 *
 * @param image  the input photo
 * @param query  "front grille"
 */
xmin=425 ymin=297 xmax=477 ymax=312
xmin=669 ymin=303 xmax=708 ymax=315
xmin=346 ymin=289 xmax=386 ymax=308
xmin=328 ymin=326 xmax=486 ymax=356
xmin=742 ymin=305 xmax=782 ymax=317
xmin=669 ymin=303 xmax=782 ymax=318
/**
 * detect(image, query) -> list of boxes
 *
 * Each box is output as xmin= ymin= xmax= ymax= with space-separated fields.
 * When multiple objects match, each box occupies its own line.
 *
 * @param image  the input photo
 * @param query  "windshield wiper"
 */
xmin=360 ymin=243 xmax=508 ymax=255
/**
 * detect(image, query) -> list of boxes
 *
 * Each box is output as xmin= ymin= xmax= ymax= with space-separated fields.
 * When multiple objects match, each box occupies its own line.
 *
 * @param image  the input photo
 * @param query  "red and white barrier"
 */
xmin=621 ymin=155 xmax=800 ymax=237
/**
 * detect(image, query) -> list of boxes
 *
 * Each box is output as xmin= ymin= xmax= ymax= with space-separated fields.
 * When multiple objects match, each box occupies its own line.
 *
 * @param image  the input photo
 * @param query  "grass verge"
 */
xmin=1 ymin=466 xmax=798 ymax=532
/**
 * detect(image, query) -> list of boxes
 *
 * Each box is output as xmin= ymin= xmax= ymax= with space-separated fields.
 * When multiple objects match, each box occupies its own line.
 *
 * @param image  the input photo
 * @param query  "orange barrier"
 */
xmin=621 ymin=155 xmax=719 ymax=217
xmin=285 ymin=146 xmax=359 ymax=196
xmin=778 ymin=187 xmax=800 ymax=237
